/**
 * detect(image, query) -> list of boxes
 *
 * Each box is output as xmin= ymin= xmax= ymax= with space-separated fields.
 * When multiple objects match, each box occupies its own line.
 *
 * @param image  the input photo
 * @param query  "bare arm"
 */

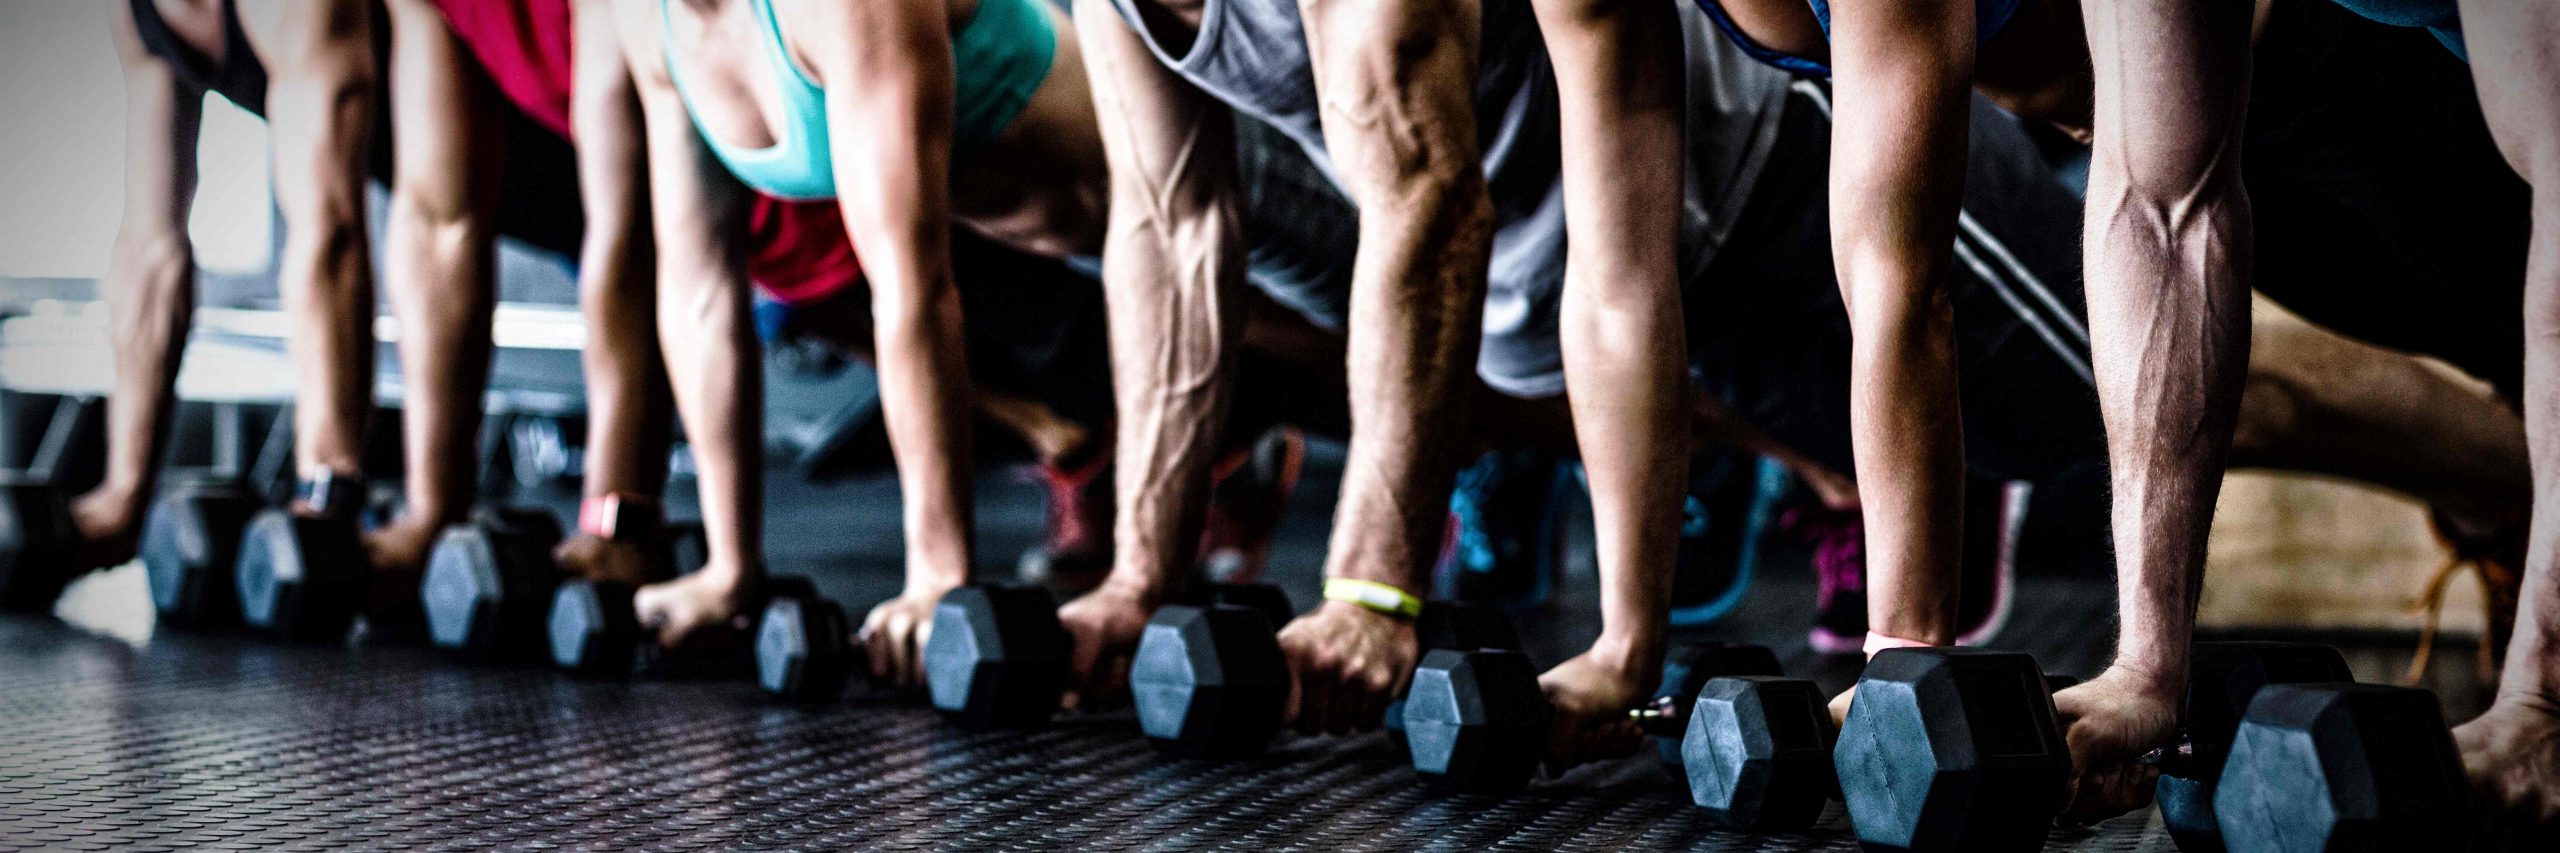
xmin=797 ymin=0 xmax=975 ymax=589
xmin=570 ymin=0 xmax=669 ymax=505
xmin=2080 ymin=0 xmax=2254 ymax=696
xmin=1521 ymin=0 xmax=1684 ymax=759
xmin=2451 ymin=2 xmax=2560 ymax=834
xmin=78 ymin=3 xmax=210 ymax=558
xmin=2049 ymin=0 xmax=2255 ymax=822
xmin=262 ymin=0 xmax=379 ymax=485
xmin=1827 ymin=0 xmax=1974 ymax=646
xmin=1074 ymin=0 xmax=1248 ymax=606
xmin=615 ymin=0 xmax=764 ymax=602
xmin=1297 ymin=0 xmax=1491 ymax=604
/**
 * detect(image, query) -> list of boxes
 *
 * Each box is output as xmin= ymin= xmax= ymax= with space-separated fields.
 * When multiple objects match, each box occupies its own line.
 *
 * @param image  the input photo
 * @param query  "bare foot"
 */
xmin=632 ymin=567 xmax=758 ymax=649
xmin=2454 ymin=693 xmax=2560 ymax=846
xmin=68 ymin=488 xmax=141 ymax=571
xmin=553 ymin=534 xmax=662 ymax=586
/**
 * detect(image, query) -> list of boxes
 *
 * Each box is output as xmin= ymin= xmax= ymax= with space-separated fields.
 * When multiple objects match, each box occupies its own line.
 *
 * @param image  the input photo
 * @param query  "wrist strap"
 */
xmin=296 ymin=470 xmax=364 ymax=520
xmin=1864 ymin=631 xmax=1938 ymax=658
xmin=1322 ymin=578 xmax=1423 ymax=619
xmin=579 ymin=493 xmax=663 ymax=542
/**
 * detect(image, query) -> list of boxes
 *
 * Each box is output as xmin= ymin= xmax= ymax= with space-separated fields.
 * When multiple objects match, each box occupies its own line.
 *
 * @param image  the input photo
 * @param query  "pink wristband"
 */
xmin=1863 ymin=631 xmax=1937 ymax=657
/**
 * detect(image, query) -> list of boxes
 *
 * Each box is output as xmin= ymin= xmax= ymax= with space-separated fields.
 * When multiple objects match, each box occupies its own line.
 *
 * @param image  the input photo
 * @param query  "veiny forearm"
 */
xmin=1829 ymin=2 xmax=1974 ymax=647
xmin=97 ymin=235 xmax=194 ymax=508
xmin=1534 ymin=0 xmax=1684 ymax=675
xmin=1301 ymin=0 xmax=1492 ymax=593
xmin=1074 ymin=0 xmax=1250 ymax=603
xmin=571 ymin=0 xmax=668 ymax=499
xmin=2081 ymin=0 xmax=2256 ymax=692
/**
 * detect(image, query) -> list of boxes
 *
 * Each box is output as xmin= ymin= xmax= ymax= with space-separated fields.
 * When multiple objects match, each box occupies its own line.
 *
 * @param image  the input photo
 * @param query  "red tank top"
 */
xmin=429 ymin=0 xmax=862 ymax=305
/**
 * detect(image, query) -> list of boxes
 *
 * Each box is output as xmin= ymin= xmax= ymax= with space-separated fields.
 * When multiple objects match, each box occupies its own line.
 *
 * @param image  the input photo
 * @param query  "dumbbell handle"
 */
xmin=1624 ymin=695 xmax=1687 ymax=736
xmin=2141 ymin=739 xmax=2198 ymax=776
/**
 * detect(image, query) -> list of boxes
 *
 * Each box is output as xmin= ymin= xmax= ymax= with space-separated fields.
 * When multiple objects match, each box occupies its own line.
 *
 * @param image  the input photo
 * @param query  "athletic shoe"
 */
xmin=2408 ymin=510 xmax=2525 ymax=682
xmin=1436 ymin=449 xmax=1575 ymax=607
xmin=1785 ymin=504 xmax=1868 ymax=655
xmin=1197 ymin=428 xmax=1308 ymax=584
xmin=1666 ymin=452 xmax=1791 ymax=628
xmin=1016 ymin=439 xmax=1114 ymax=590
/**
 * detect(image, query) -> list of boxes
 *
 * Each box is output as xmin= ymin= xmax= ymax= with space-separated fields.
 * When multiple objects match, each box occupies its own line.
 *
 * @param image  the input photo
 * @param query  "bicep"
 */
xmin=803 ymin=0 xmax=954 ymax=280
xmin=572 ymin=0 xmax=649 ymax=227
xmin=1293 ymin=0 xmax=1481 ymax=203
xmin=2081 ymin=0 xmax=2253 ymax=193
xmin=262 ymin=0 xmax=375 ymax=226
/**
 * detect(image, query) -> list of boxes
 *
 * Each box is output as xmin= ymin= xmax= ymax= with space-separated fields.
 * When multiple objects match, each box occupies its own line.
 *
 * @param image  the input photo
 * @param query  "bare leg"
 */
xmin=2230 ymin=300 xmax=2529 ymax=528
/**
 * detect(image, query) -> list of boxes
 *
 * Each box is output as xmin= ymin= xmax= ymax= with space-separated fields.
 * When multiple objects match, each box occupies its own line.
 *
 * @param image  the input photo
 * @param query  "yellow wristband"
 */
xmin=1322 ymin=578 xmax=1423 ymax=619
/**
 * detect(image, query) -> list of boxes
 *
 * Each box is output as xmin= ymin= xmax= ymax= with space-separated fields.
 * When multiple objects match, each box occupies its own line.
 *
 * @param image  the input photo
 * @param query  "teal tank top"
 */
xmin=663 ymin=0 xmax=1059 ymax=201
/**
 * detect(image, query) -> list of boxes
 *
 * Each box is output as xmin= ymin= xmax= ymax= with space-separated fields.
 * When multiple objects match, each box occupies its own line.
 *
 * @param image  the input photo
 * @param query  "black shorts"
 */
xmin=2244 ymin=0 xmax=2527 ymax=397
xmin=1688 ymin=83 xmax=2105 ymax=483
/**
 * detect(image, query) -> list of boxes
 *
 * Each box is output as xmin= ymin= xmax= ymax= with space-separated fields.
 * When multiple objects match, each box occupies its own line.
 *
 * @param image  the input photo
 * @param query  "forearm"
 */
xmin=381 ymin=194 xmax=498 ymax=522
xmin=2459 ymin=0 xmax=2560 ymax=702
xmin=1303 ymin=0 xmax=1492 ymax=595
xmin=572 ymin=0 xmax=667 ymax=499
xmin=656 ymin=264 xmax=764 ymax=577
xmin=94 ymin=233 xmax=195 ymax=507
xmin=870 ymin=280 xmax=976 ymax=593
xmin=2081 ymin=0 xmax=2256 ymax=692
xmin=270 ymin=152 xmax=376 ymax=481
xmin=1830 ymin=3 xmax=1973 ymax=647
xmin=1535 ymin=0 xmax=1684 ymax=675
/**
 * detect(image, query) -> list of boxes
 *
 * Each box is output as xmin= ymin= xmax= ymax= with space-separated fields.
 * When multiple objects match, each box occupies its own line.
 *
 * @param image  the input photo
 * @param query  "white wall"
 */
xmin=0 ymin=1 xmax=272 ymax=279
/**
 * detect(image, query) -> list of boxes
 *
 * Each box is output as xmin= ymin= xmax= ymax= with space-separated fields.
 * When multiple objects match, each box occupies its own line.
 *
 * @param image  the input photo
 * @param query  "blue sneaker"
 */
xmin=1667 ymin=453 xmax=1790 ymax=628
xmin=1436 ymin=449 xmax=1574 ymax=607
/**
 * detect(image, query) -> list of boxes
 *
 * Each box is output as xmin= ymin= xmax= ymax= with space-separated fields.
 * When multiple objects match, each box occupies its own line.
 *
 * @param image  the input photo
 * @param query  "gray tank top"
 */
xmin=1105 ymin=0 xmax=1788 ymax=397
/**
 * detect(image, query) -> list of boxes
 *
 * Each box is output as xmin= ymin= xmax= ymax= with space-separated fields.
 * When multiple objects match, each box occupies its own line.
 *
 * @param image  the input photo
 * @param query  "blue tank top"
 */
xmin=2327 ymin=0 xmax=2465 ymax=60
xmin=662 ymin=0 xmax=1059 ymax=201
xmin=1695 ymin=0 xmax=2026 ymax=78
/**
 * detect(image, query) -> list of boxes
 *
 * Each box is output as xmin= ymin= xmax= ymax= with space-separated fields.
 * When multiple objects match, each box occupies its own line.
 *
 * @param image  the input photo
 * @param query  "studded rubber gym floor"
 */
xmin=0 ymin=451 xmax=2494 ymax=851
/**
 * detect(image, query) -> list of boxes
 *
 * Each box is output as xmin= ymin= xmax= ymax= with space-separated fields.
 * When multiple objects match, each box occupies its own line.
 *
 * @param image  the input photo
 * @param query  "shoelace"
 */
xmin=2404 ymin=522 xmax=2519 ymax=684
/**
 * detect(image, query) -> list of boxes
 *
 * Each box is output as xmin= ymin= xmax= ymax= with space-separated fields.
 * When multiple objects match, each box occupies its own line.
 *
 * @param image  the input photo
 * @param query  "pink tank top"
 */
xmin=429 ymin=0 xmax=863 ymax=304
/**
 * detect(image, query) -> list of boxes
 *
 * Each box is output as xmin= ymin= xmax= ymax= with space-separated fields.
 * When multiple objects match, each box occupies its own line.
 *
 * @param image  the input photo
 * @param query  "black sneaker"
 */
xmin=1435 ymin=449 xmax=1574 ymax=607
xmin=1667 ymin=452 xmax=1790 ymax=628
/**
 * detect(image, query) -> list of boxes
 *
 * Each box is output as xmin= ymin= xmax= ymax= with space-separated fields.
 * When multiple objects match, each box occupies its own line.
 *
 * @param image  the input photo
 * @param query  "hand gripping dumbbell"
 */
xmin=419 ymin=506 xmax=568 ymax=661
xmin=1833 ymin=647 xmax=2073 ymax=853
xmin=1127 ymin=583 xmax=1298 ymax=758
xmin=909 ymin=582 xmax=1295 ymax=729
xmin=2148 ymin=641 xmax=2354 ymax=853
xmin=545 ymin=532 xmax=792 ymax=680
xmin=139 ymin=472 xmax=262 ymax=630
xmin=0 ymin=472 xmax=82 ymax=612
xmin=233 ymin=473 xmax=374 ymax=643
xmin=2212 ymin=682 xmax=2474 ymax=852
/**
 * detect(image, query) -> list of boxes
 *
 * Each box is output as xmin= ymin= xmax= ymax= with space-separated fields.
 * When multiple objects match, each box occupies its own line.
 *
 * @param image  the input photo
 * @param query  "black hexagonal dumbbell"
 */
xmin=1683 ymin=675 xmax=1837 ymax=831
xmin=2213 ymin=683 xmax=2474 ymax=853
xmin=1382 ymin=600 xmax=1524 ymax=753
xmin=1128 ymin=583 xmax=1297 ymax=759
xmin=1402 ymin=647 xmax=1557 ymax=793
xmin=2152 ymin=641 xmax=2353 ymax=853
xmin=421 ymin=506 xmax=567 ymax=661
xmin=0 ymin=472 xmax=79 ymax=612
xmin=550 ymin=568 xmax=809 ymax=679
xmin=1652 ymin=642 xmax=1786 ymax=769
xmin=1834 ymin=647 xmax=2071 ymax=853
xmin=140 ymin=473 xmax=262 ymax=630
xmin=920 ymin=584 xmax=1070 ymax=727
xmin=233 ymin=507 xmax=370 ymax=643
xmin=755 ymin=585 xmax=854 ymax=704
